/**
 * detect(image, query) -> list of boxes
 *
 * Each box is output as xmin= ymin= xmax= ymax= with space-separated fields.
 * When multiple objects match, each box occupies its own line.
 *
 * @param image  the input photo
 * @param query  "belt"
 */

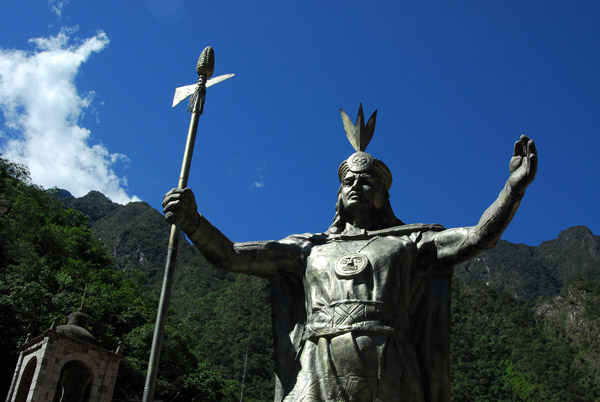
xmin=303 ymin=300 xmax=409 ymax=341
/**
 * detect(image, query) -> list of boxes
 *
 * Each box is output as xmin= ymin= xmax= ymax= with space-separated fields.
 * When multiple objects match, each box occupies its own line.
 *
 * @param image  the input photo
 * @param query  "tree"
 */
xmin=0 ymin=157 xmax=233 ymax=401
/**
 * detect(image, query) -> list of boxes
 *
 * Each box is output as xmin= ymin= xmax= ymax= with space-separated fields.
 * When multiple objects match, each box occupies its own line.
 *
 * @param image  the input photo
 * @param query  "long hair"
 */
xmin=326 ymin=184 xmax=404 ymax=234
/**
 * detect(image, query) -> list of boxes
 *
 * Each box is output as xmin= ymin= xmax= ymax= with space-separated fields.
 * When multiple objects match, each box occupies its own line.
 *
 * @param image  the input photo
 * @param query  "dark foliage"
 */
xmin=451 ymin=280 xmax=597 ymax=401
xmin=58 ymin=190 xmax=119 ymax=224
xmin=454 ymin=228 xmax=600 ymax=300
xmin=0 ymin=157 xmax=233 ymax=401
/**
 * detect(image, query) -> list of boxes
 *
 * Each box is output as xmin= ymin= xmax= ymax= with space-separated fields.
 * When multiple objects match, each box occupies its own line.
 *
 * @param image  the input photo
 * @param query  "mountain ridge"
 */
xmin=58 ymin=190 xmax=599 ymax=301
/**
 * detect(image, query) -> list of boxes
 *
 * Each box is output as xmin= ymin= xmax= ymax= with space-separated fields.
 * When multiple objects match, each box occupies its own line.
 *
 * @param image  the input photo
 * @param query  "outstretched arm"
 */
xmin=163 ymin=188 xmax=305 ymax=278
xmin=429 ymin=135 xmax=538 ymax=266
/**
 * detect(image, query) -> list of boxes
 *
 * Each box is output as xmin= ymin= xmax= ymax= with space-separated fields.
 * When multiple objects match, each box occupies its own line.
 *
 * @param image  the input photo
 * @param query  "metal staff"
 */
xmin=142 ymin=46 xmax=234 ymax=402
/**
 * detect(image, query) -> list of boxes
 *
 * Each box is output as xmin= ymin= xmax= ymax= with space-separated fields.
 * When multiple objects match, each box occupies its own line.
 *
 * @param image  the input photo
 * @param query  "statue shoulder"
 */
xmin=370 ymin=223 xmax=446 ymax=237
xmin=280 ymin=232 xmax=328 ymax=246
xmin=279 ymin=224 xmax=446 ymax=246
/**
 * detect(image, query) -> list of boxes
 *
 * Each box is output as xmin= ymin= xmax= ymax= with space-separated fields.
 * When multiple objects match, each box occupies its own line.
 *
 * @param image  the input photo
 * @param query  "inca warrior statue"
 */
xmin=163 ymin=105 xmax=537 ymax=402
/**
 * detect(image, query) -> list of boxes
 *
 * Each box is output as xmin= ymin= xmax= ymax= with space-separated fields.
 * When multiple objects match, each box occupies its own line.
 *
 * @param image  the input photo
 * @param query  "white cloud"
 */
xmin=49 ymin=0 xmax=70 ymax=18
xmin=0 ymin=27 xmax=140 ymax=204
xmin=251 ymin=166 xmax=265 ymax=190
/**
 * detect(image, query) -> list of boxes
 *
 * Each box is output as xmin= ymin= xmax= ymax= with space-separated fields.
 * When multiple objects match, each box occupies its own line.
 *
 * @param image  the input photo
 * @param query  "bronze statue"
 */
xmin=163 ymin=105 xmax=537 ymax=402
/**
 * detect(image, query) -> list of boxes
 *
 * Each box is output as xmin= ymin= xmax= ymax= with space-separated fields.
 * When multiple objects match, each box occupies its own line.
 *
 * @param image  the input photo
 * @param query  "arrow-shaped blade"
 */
xmin=172 ymin=73 xmax=235 ymax=108
xmin=206 ymin=73 xmax=235 ymax=88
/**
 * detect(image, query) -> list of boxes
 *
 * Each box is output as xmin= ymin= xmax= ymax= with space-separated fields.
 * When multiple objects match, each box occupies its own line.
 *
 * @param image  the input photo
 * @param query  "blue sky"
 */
xmin=0 ymin=0 xmax=598 ymax=246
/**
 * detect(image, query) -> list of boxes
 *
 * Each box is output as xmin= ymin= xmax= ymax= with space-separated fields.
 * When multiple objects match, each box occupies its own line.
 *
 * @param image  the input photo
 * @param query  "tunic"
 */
xmin=267 ymin=224 xmax=450 ymax=402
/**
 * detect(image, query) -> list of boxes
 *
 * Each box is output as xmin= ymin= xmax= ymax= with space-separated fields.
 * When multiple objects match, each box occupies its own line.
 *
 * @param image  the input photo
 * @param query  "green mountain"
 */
xmin=454 ymin=226 xmax=600 ymax=300
xmin=535 ymin=226 xmax=600 ymax=287
xmin=537 ymin=280 xmax=600 ymax=394
xmin=53 ymin=189 xmax=600 ymax=401
xmin=68 ymin=190 xmax=600 ymax=302
xmin=57 ymin=192 xmax=271 ymax=400
xmin=0 ymin=158 xmax=240 ymax=402
xmin=59 ymin=189 xmax=119 ymax=224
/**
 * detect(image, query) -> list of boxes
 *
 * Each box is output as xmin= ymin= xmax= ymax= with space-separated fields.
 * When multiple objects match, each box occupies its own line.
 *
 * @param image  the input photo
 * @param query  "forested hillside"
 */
xmin=0 ymin=158 xmax=239 ymax=402
xmin=454 ymin=225 xmax=600 ymax=300
xmin=2 ymin=156 xmax=599 ymax=401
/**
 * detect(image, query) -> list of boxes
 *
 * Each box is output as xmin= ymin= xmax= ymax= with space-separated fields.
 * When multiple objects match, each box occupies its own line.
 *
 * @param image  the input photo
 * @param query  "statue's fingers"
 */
xmin=162 ymin=188 xmax=186 ymax=205
xmin=162 ymin=191 xmax=181 ymax=208
xmin=164 ymin=211 xmax=176 ymax=224
xmin=527 ymin=139 xmax=537 ymax=159
xmin=528 ymin=153 xmax=538 ymax=175
xmin=163 ymin=188 xmax=175 ymax=201
xmin=514 ymin=138 xmax=526 ymax=157
xmin=509 ymin=155 xmax=522 ymax=172
xmin=162 ymin=198 xmax=184 ymax=214
xmin=164 ymin=187 xmax=185 ymax=197
xmin=526 ymin=139 xmax=537 ymax=174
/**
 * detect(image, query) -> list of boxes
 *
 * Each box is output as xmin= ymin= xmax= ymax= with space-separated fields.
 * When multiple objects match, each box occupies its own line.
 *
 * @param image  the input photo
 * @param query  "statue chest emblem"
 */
xmin=332 ymin=237 xmax=379 ymax=278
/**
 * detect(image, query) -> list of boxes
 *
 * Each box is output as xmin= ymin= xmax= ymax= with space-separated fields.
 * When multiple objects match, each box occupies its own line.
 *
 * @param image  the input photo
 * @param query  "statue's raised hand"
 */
xmin=507 ymin=135 xmax=537 ymax=194
xmin=162 ymin=188 xmax=200 ymax=234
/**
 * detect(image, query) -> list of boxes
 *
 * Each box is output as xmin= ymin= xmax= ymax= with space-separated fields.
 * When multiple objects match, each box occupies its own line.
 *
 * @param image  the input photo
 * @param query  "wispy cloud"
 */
xmin=251 ymin=166 xmax=265 ymax=190
xmin=0 ymin=27 xmax=139 ymax=204
xmin=49 ymin=0 xmax=70 ymax=18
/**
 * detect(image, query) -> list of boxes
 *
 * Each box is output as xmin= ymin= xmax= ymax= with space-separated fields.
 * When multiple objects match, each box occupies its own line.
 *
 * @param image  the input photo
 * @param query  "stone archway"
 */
xmin=14 ymin=357 xmax=37 ymax=402
xmin=52 ymin=360 xmax=93 ymax=402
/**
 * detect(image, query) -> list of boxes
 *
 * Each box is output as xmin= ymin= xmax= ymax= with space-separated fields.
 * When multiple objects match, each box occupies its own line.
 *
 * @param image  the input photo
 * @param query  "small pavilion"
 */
xmin=5 ymin=312 xmax=121 ymax=402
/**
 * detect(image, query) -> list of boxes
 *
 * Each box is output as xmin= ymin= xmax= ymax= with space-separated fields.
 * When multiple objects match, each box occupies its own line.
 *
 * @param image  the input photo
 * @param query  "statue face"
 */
xmin=341 ymin=171 xmax=385 ymax=212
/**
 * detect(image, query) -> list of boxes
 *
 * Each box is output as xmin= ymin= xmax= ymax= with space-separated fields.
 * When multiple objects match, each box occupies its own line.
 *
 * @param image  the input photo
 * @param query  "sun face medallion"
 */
xmin=334 ymin=253 xmax=369 ymax=277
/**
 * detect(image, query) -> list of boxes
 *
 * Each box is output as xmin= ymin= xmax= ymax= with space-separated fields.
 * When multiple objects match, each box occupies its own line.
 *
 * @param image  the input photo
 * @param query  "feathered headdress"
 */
xmin=338 ymin=104 xmax=392 ymax=190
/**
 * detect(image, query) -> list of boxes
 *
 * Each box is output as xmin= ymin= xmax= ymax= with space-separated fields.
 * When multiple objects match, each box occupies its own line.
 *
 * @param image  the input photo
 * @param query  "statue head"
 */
xmin=326 ymin=105 xmax=403 ymax=234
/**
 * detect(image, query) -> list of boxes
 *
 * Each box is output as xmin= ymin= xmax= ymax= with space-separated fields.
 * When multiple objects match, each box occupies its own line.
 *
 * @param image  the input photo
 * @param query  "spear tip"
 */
xmin=196 ymin=46 xmax=215 ymax=78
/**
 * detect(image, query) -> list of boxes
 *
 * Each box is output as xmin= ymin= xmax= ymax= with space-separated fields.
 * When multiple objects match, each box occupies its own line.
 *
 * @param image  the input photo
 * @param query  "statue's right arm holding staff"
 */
xmin=162 ymin=135 xmax=537 ymax=273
